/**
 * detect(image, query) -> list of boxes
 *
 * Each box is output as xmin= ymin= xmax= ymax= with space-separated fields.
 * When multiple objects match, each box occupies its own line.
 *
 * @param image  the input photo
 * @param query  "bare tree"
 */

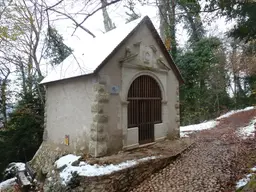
xmin=0 ymin=0 xmax=47 ymax=102
xmin=124 ymin=0 xmax=140 ymax=23
xmin=45 ymin=0 xmax=122 ymax=37
xmin=226 ymin=39 xmax=256 ymax=107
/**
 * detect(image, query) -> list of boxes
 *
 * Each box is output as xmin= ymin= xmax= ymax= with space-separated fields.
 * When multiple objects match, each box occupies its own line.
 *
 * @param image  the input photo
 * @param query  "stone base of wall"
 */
xmin=167 ymin=129 xmax=180 ymax=140
xmin=30 ymin=142 xmax=73 ymax=180
xmin=45 ymin=142 xmax=194 ymax=192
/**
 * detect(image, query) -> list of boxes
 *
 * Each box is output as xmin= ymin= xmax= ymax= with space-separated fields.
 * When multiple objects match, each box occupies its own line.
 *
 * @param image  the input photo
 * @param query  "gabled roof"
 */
xmin=40 ymin=16 xmax=184 ymax=85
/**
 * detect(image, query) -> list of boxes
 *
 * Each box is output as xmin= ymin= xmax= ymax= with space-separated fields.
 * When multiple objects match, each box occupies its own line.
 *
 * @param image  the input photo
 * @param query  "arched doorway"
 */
xmin=127 ymin=75 xmax=162 ymax=145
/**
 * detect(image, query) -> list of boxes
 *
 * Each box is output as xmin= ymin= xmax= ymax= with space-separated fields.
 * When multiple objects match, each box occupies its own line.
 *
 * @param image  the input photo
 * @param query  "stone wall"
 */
xmin=75 ymin=156 xmax=175 ymax=192
xmin=45 ymin=144 xmax=194 ymax=192
xmin=30 ymin=142 xmax=72 ymax=180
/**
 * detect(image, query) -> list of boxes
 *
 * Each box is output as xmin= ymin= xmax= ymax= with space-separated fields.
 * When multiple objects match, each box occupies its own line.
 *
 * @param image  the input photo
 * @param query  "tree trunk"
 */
xmin=169 ymin=0 xmax=176 ymax=59
xmin=158 ymin=0 xmax=167 ymax=41
xmin=101 ymin=0 xmax=115 ymax=32
xmin=178 ymin=1 xmax=204 ymax=43
xmin=158 ymin=0 xmax=177 ymax=59
xmin=0 ymin=69 xmax=10 ymax=128
xmin=18 ymin=57 xmax=27 ymax=97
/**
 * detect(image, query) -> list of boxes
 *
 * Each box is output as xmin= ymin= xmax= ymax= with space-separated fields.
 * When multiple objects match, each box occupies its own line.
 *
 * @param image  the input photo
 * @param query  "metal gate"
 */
xmin=127 ymin=75 xmax=162 ymax=145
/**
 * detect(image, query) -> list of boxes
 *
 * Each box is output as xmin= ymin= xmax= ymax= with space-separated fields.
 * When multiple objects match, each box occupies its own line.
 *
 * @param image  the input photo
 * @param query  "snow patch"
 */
xmin=236 ymin=174 xmax=253 ymax=189
xmin=3 ymin=162 xmax=26 ymax=181
xmin=4 ymin=162 xmax=25 ymax=173
xmin=180 ymin=120 xmax=218 ymax=137
xmin=180 ymin=106 xmax=255 ymax=137
xmin=217 ymin=106 xmax=255 ymax=120
xmin=55 ymin=154 xmax=81 ymax=169
xmin=251 ymin=166 xmax=256 ymax=172
xmin=0 ymin=178 xmax=16 ymax=190
xmin=235 ymin=166 xmax=256 ymax=189
xmin=56 ymin=154 xmax=158 ymax=184
xmin=237 ymin=119 xmax=256 ymax=139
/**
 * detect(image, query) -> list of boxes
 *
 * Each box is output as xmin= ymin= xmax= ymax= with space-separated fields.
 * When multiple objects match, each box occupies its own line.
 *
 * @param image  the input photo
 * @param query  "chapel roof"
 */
xmin=41 ymin=16 xmax=184 ymax=84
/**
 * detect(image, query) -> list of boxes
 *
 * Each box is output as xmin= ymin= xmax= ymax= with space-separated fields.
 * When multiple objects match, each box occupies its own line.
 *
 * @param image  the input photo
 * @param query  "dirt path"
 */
xmin=131 ymin=109 xmax=256 ymax=192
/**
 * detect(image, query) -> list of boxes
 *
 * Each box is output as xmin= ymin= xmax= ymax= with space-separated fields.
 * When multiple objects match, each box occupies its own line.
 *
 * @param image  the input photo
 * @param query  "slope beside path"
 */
xmin=131 ymin=107 xmax=256 ymax=192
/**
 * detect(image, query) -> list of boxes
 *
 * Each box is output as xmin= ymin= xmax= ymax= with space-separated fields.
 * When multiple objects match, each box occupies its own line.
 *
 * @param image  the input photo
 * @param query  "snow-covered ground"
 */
xmin=180 ymin=120 xmax=217 ymax=137
xmin=4 ymin=162 xmax=25 ymax=174
xmin=0 ymin=162 xmax=25 ymax=190
xmin=236 ymin=173 xmax=253 ymax=189
xmin=55 ymin=154 xmax=158 ymax=184
xmin=238 ymin=118 xmax=256 ymax=139
xmin=0 ymin=178 xmax=16 ymax=190
xmin=180 ymin=106 xmax=255 ymax=137
xmin=216 ymin=106 xmax=255 ymax=120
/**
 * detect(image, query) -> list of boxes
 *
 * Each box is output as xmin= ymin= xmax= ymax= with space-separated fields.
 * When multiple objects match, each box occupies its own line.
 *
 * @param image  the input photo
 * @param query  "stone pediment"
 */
xmin=119 ymin=42 xmax=170 ymax=72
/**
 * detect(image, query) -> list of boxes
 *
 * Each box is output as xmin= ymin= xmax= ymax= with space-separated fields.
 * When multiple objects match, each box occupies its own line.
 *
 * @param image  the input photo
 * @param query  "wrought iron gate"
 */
xmin=127 ymin=75 xmax=162 ymax=145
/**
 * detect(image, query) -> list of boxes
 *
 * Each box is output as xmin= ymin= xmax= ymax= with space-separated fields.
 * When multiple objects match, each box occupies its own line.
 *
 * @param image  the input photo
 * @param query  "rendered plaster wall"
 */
xmin=44 ymin=75 xmax=96 ymax=154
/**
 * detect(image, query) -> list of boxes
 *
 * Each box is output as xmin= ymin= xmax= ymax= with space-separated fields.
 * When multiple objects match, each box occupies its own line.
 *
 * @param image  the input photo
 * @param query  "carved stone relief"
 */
xmin=119 ymin=41 xmax=170 ymax=73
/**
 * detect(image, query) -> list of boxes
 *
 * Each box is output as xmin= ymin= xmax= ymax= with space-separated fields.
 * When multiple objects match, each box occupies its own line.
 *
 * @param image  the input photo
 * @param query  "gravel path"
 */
xmin=131 ymin=109 xmax=256 ymax=192
xmin=131 ymin=141 xmax=234 ymax=192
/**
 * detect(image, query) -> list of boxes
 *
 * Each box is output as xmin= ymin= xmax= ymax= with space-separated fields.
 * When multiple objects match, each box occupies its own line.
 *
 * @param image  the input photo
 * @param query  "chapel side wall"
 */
xmin=44 ymin=75 xmax=96 ymax=154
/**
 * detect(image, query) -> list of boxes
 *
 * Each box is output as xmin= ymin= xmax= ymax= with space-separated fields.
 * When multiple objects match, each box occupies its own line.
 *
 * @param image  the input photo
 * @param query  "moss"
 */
xmin=37 ymin=169 xmax=47 ymax=182
xmin=236 ymin=187 xmax=244 ymax=192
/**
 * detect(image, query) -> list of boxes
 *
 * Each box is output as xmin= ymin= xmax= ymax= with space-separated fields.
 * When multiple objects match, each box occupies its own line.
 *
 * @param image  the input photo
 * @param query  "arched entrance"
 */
xmin=127 ymin=75 xmax=162 ymax=145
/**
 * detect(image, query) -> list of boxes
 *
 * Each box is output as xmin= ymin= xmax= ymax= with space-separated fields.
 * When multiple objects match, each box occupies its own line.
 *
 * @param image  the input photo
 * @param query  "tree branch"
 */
xmin=47 ymin=0 xmax=122 ymax=37
xmin=75 ymin=0 xmax=121 ymax=32
xmin=47 ymin=8 xmax=96 ymax=38
xmin=45 ymin=0 xmax=64 ymax=11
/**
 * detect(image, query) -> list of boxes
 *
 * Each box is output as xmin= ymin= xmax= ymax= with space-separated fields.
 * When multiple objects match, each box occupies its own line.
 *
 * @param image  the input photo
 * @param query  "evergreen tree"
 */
xmin=0 ymin=86 xmax=44 ymax=180
xmin=45 ymin=27 xmax=73 ymax=65
xmin=205 ymin=0 xmax=256 ymax=42
xmin=176 ymin=37 xmax=231 ymax=125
